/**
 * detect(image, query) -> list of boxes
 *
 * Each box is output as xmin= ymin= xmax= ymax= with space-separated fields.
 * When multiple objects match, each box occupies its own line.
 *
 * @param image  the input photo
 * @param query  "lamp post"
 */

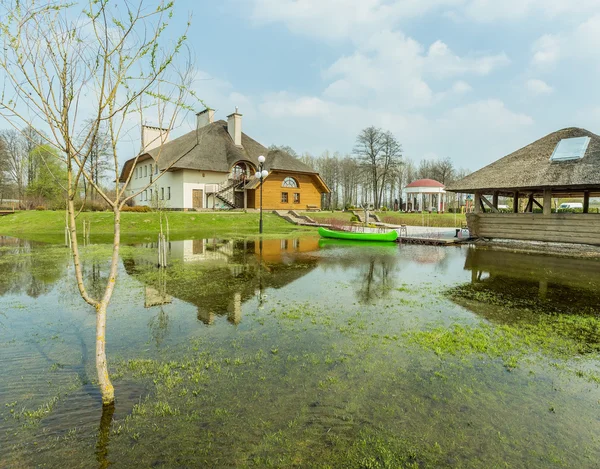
xmin=255 ymin=155 xmax=268 ymax=234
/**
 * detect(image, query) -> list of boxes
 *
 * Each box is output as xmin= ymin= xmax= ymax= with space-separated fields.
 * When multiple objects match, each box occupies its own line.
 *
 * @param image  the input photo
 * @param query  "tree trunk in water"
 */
xmin=96 ymin=301 xmax=114 ymax=404
xmin=96 ymin=207 xmax=121 ymax=405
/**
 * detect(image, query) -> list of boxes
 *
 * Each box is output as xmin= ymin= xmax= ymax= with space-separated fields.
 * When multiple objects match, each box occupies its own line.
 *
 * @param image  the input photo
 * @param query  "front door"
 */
xmin=192 ymin=189 xmax=203 ymax=209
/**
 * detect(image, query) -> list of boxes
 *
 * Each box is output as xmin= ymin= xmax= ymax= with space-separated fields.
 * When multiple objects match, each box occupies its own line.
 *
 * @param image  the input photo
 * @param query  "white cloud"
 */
xmin=323 ymin=30 xmax=434 ymax=109
xmin=531 ymin=15 xmax=600 ymax=69
xmin=460 ymin=0 xmax=600 ymax=22
xmin=257 ymin=92 xmax=533 ymax=169
xmin=437 ymin=99 xmax=534 ymax=130
xmin=250 ymin=0 xmax=461 ymax=41
xmin=452 ymin=80 xmax=472 ymax=94
xmin=425 ymin=40 xmax=509 ymax=77
xmin=322 ymin=31 xmax=507 ymax=110
xmin=525 ymin=78 xmax=554 ymax=95
xmin=250 ymin=0 xmax=600 ymax=34
xmin=531 ymin=34 xmax=561 ymax=68
xmin=571 ymin=15 xmax=600 ymax=58
xmin=259 ymin=93 xmax=331 ymax=118
xmin=187 ymin=70 xmax=255 ymax=128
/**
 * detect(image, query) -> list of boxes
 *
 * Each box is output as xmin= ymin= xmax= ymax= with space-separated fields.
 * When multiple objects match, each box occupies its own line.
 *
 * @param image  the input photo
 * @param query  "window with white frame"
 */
xmin=282 ymin=177 xmax=299 ymax=188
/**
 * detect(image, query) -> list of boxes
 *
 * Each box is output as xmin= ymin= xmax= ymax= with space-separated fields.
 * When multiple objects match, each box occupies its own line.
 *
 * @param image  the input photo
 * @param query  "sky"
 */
xmin=166 ymin=0 xmax=600 ymax=173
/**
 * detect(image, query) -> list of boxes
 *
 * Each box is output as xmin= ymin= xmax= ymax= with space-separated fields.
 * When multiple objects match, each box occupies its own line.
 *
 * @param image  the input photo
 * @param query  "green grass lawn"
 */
xmin=302 ymin=211 xmax=466 ymax=227
xmin=0 ymin=210 xmax=316 ymax=244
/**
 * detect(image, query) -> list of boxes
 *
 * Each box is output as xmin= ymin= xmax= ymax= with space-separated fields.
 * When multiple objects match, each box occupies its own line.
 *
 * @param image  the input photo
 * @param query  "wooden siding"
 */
xmin=467 ymin=213 xmax=600 ymax=245
xmin=247 ymin=172 xmax=323 ymax=210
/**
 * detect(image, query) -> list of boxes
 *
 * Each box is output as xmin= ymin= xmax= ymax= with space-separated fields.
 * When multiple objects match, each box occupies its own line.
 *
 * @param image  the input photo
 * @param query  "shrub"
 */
xmin=83 ymin=200 xmax=110 ymax=211
xmin=35 ymin=205 xmax=46 ymax=211
xmin=122 ymin=205 xmax=152 ymax=212
xmin=380 ymin=206 xmax=388 ymax=212
xmin=350 ymin=215 xmax=359 ymax=223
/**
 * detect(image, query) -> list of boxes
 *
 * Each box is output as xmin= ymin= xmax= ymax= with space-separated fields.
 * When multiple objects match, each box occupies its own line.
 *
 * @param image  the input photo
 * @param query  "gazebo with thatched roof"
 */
xmin=446 ymin=127 xmax=600 ymax=245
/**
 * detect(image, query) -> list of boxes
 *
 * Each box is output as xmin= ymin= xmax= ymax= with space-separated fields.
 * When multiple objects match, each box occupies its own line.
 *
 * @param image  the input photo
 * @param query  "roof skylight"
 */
xmin=550 ymin=136 xmax=590 ymax=161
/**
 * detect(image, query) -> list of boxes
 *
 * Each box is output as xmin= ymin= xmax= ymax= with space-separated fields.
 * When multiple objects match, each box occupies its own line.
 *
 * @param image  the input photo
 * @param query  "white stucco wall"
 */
xmin=123 ymin=160 xmax=230 ymax=209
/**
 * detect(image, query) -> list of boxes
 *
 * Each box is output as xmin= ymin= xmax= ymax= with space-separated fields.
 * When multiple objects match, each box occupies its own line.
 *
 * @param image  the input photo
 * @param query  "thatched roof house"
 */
xmin=119 ymin=120 xmax=321 ymax=181
xmin=119 ymin=109 xmax=330 ymax=210
xmin=447 ymin=127 xmax=600 ymax=246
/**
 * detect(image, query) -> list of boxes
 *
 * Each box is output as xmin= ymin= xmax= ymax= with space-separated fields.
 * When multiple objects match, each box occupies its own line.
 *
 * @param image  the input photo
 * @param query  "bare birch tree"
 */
xmin=0 ymin=0 xmax=198 ymax=405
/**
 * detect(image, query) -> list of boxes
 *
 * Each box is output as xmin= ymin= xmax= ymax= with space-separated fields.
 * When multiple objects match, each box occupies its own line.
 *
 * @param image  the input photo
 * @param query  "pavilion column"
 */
xmin=438 ymin=192 xmax=442 ymax=212
xmin=492 ymin=191 xmax=499 ymax=210
xmin=583 ymin=191 xmax=590 ymax=213
xmin=543 ymin=189 xmax=552 ymax=215
xmin=513 ymin=191 xmax=519 ymax=213
xmin=474 ymin=191 xmax=482 ymax=214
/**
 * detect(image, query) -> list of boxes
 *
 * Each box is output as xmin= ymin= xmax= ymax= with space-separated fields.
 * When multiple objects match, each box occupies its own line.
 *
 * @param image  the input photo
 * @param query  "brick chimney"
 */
xmin=196 ymin=108 xmax=214 ymax=129
xmin=227 ymin=107 xmax=242 ymax=146
xmin=141 ymin=125 xmax=169 ymax=153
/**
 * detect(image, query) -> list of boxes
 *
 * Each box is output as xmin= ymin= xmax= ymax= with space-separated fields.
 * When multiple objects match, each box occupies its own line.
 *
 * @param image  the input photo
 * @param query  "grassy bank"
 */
xmin=303 ymin=210 xmax=466 ymax=227
xmin=0 ymin=210 xmax=315 ymax=244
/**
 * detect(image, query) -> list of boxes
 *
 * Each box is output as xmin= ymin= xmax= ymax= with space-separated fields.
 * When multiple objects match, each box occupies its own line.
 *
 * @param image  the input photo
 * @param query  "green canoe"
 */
xmin=318 ymin=227 xmax=398 ymax=242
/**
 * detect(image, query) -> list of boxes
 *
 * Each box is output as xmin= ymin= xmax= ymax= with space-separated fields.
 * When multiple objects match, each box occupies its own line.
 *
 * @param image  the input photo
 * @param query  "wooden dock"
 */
xmin=397 ymin=236 xmax=463 ymax=245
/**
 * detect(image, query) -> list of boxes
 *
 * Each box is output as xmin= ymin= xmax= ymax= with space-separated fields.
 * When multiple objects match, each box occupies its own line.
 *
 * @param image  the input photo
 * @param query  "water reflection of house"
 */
xmin=455 ymin=247 xmax=600 ymax=334
xmin=171 ymin=238 xmax=235 ymax=264
xmin=256 ymin=238 xmax=320 ymax=264
xmin=464 ymin=247 xmax=600 ymax=294
xmin=123 ymin=238 xmax=319 ymax=326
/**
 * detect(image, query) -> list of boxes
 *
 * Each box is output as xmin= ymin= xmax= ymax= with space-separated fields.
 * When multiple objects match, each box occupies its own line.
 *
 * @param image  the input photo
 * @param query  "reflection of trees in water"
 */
xmin=86 ymin=261 xmax=107 ymax=301
xmin=95 ymin=402 xmax=115 ymax=468
xmin=0 ymin=238 xmax=68 ymax=298
xmin=355 ymin=256 xmax=398 ymax=304
xmin=148 ymin=307 xmax=170 ymax=347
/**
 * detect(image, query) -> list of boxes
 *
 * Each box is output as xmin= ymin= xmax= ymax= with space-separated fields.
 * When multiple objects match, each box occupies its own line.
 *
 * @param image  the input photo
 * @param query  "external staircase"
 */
xmin=207 ymin=177 xmax=247 ymax=209
xmin=350 ymin=210 xmax=382 ymax=224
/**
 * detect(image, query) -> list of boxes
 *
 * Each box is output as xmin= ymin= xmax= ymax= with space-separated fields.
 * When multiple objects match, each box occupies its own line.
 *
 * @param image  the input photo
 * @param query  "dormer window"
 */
xmin=550 ymin=137 xmax=590 ymax=161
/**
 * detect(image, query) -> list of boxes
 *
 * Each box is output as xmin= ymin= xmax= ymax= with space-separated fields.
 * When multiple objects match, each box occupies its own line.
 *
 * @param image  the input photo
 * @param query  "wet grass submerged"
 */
xmin=2 ymin=240 xmax=600 ymax=467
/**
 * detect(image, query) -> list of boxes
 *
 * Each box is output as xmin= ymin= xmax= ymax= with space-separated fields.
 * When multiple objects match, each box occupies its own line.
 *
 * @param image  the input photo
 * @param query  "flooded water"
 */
xmin=0 ymin=235 xmax=599 ymax=468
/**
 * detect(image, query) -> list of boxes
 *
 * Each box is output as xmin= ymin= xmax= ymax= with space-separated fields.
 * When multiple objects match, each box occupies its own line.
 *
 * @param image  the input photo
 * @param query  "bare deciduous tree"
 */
xmin=0 ymin=129 xmax=27 ymax=201
xmin=354 ymin=126 xmax=383 ymax=208
xmin=0 ymin=0 xmax=199 ymax=405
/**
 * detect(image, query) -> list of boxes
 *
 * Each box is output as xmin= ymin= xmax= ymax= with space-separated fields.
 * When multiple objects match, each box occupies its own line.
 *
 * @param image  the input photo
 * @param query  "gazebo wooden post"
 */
xmin=492 ymin=191 xmax=499 ymax=210
xmin=525 ymin=194 xmax=534 ymax=213
xmin=513 ymin=191 xmax=519 ymax=213
xmin=543 ymin=189 xmax=552 ymax=215
xmin=583 ymin=191 xmax=590 ymax=213
xmin=474 ymin=191 xmax=481 ymax=214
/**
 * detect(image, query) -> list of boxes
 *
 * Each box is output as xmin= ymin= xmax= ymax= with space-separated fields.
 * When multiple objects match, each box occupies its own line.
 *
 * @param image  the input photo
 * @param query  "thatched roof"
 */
xmin=446 ymin=127 xmax=600 ymax=193
xmin=119 ymin=120 xmax=319 ymax=182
